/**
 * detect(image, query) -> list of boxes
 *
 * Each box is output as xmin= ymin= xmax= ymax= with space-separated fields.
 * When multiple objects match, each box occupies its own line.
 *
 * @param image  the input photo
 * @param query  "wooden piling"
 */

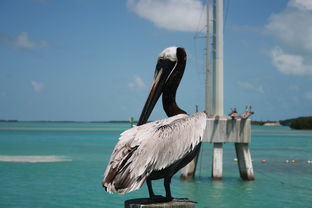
xmin=125 ymin=198 xmax=196 ymax=208
xmin=212 ymin=143 xmax=223 ymax=180
xmin=235 ymin=143 xmax=254 ymax=180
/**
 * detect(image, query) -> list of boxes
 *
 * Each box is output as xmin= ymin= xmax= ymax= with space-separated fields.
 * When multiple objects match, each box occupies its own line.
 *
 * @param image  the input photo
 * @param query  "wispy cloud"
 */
xmin=31 ymin=81 xmax=45 ymax=93
xmin=127 ymin=0 xmax=206 ymax=32
xmin=266 ymin=2 xmax=312 ymax=52
xmin=270 ymin=47 xmax=312 ymax=76
xmin=304 ymin=91 xmax=312 ymax=100
xmin=266 ymin=0 xmax=312 ymax=76
xmin=0 ymin=32 xmax=49 ymax=50
xmin=288 ymin=0 xmax=312 ymax=11
xmin=237 ymin=81 xmax=264 ymax=94
xmin=128 ymin=75 xmax=146 ymax=90
xmin=0 ymin=92 xmax=7 ymax=97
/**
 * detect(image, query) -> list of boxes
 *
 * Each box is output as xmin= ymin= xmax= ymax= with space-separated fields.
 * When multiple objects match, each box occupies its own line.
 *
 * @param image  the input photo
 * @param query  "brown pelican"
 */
xmin=102 ymin=47 xmax=206 ymax=201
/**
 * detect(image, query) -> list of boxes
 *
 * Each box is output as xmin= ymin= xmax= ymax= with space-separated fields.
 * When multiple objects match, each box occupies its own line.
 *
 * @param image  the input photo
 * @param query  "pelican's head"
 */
xmin=158 ymin=47 xmax=178 ymax=62
xmin=137 ymin=47 xmax=187 ymax=125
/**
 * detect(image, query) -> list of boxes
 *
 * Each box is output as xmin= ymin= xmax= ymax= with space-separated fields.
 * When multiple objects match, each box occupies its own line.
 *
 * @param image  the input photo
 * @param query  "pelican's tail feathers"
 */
xmin=102 ymin=143 xmax=147 ymax=194
xmin=103 ymin=172 xmax=146 ymax=194
xmin=103 ymin=164 xmax=146 ymax=194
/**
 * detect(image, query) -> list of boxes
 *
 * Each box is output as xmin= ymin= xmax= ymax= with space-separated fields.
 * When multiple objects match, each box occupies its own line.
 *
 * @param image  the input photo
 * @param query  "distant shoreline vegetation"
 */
xmin=289 ymin=117 xmax=312 ymax=130
xmin=0 ymin=120 xmax=19 ymax=122
xmin=252 ymin=117 xmax=312 ymax=130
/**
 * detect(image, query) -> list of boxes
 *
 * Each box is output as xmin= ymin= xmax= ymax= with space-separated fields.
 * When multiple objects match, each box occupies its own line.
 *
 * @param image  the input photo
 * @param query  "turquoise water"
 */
xmin=0 ymin=122 xmax=311 ymax=208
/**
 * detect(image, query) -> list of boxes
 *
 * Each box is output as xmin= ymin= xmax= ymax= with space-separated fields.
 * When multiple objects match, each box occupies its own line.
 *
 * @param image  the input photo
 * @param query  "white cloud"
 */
xmin=16 ymin=32 xmax=49 ymax=49
xmin=237 ymin=81 xmax=264 ymax=94
xmin=266 ymin=7 xmax=312 ymax=52
xmin=266 ymin=0 xmax=312 ymax=76
xmin=127 ymin=0 xmax=206 ymax=32
xmin=304 ymin=92 xmax=312 ymax=100
xmin=270 ymin=47 xmax=312 ymax=76
xmin=0 ymin=92 xmax=6 ymax=97
xmin=31 ymin=81 xmax=45 ymax=93
xmin=128 ymin=75 xmax=146 ymax=90
xmin=0 ymin=32 xmax=49 ymax=50
xmin=288 ymin=0 xmax=312 ymax=11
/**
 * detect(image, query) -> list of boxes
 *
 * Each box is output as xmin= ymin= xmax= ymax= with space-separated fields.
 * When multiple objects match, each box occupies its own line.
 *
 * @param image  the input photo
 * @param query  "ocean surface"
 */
xmin=0 ymin=122 xmax=311 ymax=208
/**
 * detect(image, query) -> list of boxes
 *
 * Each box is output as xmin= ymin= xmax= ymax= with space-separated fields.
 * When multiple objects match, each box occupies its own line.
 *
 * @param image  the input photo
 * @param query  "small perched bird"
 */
xmin=228 ymin=108 xmax=238 ymax=119
xmin=241 ymin=105 xmax=254 ymax=120
xmin=102 ymin=47 xmax=206 ymax=202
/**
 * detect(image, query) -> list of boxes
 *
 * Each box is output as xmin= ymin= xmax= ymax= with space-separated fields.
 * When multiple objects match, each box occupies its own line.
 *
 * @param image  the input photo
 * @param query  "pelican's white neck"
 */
xmin=158 ymin=47 xmax=177 ymax=62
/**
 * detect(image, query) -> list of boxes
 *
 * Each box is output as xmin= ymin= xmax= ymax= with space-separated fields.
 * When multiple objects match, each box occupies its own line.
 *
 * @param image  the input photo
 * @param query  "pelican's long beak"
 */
xmin=137 ymin=57 xmax=177 ymax=126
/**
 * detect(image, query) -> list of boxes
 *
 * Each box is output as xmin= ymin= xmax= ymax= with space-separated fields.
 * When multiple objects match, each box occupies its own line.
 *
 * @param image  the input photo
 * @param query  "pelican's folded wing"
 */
xmin=103 ymin=112 xmax=206 ymax=194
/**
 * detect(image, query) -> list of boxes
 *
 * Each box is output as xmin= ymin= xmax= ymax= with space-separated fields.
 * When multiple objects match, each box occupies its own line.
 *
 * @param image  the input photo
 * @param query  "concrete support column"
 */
xmin=213 ymin=0 xmax=224 ymax=116
xmin=212 ymin=143 xmax=223 ymax=180
xmin=235 ymin=143 xmax=255 ymax=181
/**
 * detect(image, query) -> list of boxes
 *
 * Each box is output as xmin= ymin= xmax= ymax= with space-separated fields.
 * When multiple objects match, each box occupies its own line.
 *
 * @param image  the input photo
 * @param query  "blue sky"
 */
xmin=1 ymin=0 xmax=312 ymax=121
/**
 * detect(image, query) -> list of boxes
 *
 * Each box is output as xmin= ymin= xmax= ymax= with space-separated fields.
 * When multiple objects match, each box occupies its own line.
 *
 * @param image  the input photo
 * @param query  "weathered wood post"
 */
xmin=125 ymin=198 xmax=196 ymax=208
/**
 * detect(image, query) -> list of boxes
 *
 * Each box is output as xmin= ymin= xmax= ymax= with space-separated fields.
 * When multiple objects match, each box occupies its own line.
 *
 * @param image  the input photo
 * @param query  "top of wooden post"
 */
xmin=125 ymin=198 xmax=196 ymax=208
